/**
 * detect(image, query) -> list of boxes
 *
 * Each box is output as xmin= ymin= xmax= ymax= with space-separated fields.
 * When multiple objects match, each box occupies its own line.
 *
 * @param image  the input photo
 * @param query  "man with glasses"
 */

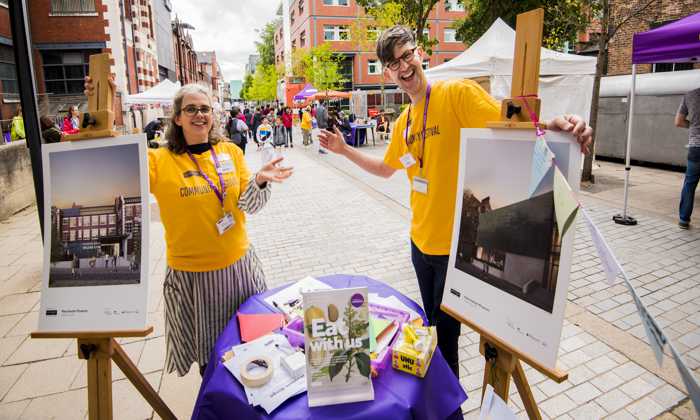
xmin=319 ymin=26 xmax=592 ymax=380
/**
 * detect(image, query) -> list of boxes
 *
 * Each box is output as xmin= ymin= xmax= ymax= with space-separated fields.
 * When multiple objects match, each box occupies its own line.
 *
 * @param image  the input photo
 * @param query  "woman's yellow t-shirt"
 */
xmin=301 ymin=111 xmax=312 ymax=130
xmin=383 ymin=79 xmax=501 ymax=255
xmin=149 ymin=142 xmax=251 ymax=272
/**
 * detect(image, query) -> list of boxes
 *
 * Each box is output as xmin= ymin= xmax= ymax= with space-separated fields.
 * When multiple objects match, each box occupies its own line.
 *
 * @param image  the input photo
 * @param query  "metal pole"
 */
xmin=613 ymin=64 xmax=638 ymax=226
xmin=8 ymin=0 xmax=45 ymax=238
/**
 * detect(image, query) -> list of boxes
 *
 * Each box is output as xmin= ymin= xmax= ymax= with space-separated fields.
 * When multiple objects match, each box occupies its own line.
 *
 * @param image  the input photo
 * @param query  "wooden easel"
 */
xmin=33 ymin=53 xmax=174 ymax=420
xmin=442 ymin=9 xmax=569 ymax=419
xmin=64 ymin=53 xmax=119 ymax=141
xmin=31 ymin=328 xmax=175 ymax=420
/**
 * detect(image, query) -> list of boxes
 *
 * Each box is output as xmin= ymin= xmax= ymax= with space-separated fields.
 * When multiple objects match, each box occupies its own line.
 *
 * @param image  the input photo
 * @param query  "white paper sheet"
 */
xmin=223 ymin=333 xmax=306 ymax=413
xmin=369 ymin=293 xmax=422 ymax=322
xmin=622 ymin=276 xmax=668 ymax=366
xmin=479 ymin=384 xmax=518 ymax=420
xmin=670 ymin=343 xmax=700 ymax=416
xmin=581 ymin=208 xmax=623 ymax=285
xmin=263 ymin=276 xmax=332 ymax=319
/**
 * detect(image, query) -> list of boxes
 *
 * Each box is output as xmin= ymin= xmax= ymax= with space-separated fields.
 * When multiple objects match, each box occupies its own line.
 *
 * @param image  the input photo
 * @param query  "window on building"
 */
xmin=368 ymin=59 xmax=381 ymax=75
xmin=324 ymin=25 xmax=350 ymax=41
xmin=444 ymin=29 xmax=457 ymax=43
xmin=422 ymin=28 xmax=429 ymax=39
xmin=50 ymin=0 xmax=97 ymax=15
xmin=83 ymin=216 xmax=90 ymax=227
xmin=83 ymin=229 xmax=90 ymax=238
xmin=445 ymin=0 xmax=464 ymax=12
xmin=291 ymin=11 xmax=295 ymax=26
xmin=91 ymin=228 xmax=98 ymax=239
xmin=76 ymin=230 xmax=82 ymax=240
xmin=109 ymin=227 xmax=117 ymax=235
xmin=300 ymin=31 xmax=306 ymax=47
xmin=70 ymin=217 xmax=76 ymax=228
xmin=91 ymin=215 xmax=99 ymax=225
xmin=298 ymin=0 xmax=304 ymax=14
xmin=652 ymin=62 xmax=693 ymax=72
xmin=70 ymin=230 xmax=76 ymax=241
xmin=108 ymin=214 xmax=116 ymax=225
xmin=100 ymin=228 xmax=107 ymax=237
xmin=42 ymin=50 xmax=99 ymax=95
xmin=292 ymin=39 xmax=296 ymax=49
xmin=422 ymin=60 xmax=429 ymax=70
xmin=367 ymin=26 xmax=381 ymax=42
xmin=148 ymin=5 xmax=155 ymax=39
xmin=323 ymin=0 xmax=348 ymax=5
xmin=0 ymin=59 xmax=18 ymax=95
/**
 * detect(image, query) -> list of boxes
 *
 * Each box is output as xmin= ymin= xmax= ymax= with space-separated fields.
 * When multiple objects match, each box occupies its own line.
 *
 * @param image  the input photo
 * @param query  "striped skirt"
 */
xmin=163 ymin=246 xmax=267 ymax=376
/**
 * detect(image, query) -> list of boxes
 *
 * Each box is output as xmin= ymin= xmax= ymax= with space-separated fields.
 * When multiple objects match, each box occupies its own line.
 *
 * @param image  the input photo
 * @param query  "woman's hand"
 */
xmin=546 ymin=114 xmax=593 ymax=154
xmin=255 ymin=156 xmax=293 ymax=186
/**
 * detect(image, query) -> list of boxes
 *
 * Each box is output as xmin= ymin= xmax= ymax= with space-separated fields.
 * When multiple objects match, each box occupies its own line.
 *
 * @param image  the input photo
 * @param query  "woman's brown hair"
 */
xmin=165 ymin=84 xmax=222 ymax=154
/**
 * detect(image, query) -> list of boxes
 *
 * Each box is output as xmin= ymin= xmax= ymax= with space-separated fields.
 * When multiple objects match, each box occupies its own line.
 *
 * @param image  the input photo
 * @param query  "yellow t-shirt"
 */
xmin=149 ymin=142 xmax=251 ymax=272
xmin=383 ymin=79 xmax=500 ymax=255
xmin=301 ymin=111 xmax=312 ymax=130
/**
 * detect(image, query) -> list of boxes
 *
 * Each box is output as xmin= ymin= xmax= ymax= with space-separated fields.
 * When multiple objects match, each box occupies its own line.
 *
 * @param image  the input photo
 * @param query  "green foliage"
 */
xmin=255 ymin=19 xmax=280 ymax=67
xmin=240 ymin=73 xmax=253 ymax=100
xmin=453 ymin=0 xmax=595 ymax=51
xmin=300 ymin=44 xmax=347 ymax=93
xmin=356 ymin=0 xmax=442 ymax=54
xmin=246 ymin=64 xmax=279 ymax=102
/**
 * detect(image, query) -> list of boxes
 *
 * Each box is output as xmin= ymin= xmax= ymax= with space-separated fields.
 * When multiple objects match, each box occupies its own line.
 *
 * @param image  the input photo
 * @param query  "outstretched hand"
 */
xmin=255 ymin=156 xmax=293 ymax=186
xmin=318 ymin=127 xmax=347 ymax=154
xmin=546 ymin=114 xmax=593 ymax=154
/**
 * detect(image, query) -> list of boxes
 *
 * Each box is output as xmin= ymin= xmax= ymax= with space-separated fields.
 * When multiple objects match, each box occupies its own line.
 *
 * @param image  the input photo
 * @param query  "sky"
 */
xmin=170 ymin=0 xmax=281 ymax=82
xmin=50 ymin=144 xmax=141 ymax=208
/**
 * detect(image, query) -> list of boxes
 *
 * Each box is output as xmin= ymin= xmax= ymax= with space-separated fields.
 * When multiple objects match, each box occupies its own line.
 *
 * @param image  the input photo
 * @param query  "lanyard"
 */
xmin=186 ymin=146 xmax=226 ymax=207
xmin=404 ymin=83 xmax=432 ymax=169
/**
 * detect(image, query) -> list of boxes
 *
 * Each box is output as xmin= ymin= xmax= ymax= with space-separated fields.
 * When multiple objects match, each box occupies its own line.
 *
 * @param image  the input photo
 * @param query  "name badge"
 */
xmin=413 ymin=176 xmax=428 ymax=194
xmin=399 ymin=153 xmax=417 ymax=169
xmin=220 ymin=159 xmax=235 ymax=174
xmin=216 ymin=213 xmax=235 ymax=235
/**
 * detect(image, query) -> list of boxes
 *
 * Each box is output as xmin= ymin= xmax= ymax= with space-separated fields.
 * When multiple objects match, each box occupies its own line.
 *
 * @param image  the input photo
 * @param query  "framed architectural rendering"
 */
xmin=38 ymin=135 xmax=149 ymax=332
xmin=443 ymin=129 xmax=581 ymax=370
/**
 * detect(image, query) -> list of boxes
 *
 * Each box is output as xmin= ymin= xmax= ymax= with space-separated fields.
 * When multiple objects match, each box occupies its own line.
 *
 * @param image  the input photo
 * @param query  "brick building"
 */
xmin=196 ymin=51 xmax=224 ymax=101
xmin=606 ymin=0 xmax=700 ymax=75
xmin=172 ymin=17 xmax=200 ymax=84
xmin=274 ymin=0 xmax=468 ymax=91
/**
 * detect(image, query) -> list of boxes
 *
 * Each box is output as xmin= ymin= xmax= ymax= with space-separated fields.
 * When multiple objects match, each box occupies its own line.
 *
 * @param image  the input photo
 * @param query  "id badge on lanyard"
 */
xmin=406 ymin=84 xmax=431 ymax=195
xmin=187 ymin=147 xmax=234 ymax=235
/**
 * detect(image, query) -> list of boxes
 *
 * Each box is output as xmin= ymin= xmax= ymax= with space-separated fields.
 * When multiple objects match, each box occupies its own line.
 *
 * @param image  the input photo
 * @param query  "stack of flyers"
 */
xmin=264 ymin=276 xmax=333 ymax=320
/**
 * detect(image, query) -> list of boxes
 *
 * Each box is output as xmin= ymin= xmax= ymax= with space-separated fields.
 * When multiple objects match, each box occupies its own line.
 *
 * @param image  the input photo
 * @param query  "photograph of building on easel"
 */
xmin=47 ymin=143 xmax=142 ymax=288
xmin=455 ymin=189 xmax=560 ymax=313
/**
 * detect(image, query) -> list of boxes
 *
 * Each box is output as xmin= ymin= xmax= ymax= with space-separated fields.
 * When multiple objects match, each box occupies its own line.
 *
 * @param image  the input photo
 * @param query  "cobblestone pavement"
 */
xmin=0 ymin=135 xmax=698 ymax=419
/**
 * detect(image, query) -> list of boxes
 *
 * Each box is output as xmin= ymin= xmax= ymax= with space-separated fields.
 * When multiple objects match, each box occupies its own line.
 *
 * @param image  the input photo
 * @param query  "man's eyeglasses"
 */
xmin=182 ymin=105 xmax=212 ymax=116
xmin=386 ymin=47 xmax=417 ymax=71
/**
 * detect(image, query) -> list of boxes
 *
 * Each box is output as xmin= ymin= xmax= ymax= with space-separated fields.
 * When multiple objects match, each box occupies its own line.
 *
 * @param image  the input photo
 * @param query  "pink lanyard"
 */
xmin=186 ymin=146 xmax=226 ymax=206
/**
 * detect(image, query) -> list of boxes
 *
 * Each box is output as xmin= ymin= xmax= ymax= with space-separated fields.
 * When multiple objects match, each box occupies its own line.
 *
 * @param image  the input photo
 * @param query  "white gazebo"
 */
xmin=425 ymin=19 xmax=597 ymax=121
xmin=124 ymin=79 xmax=182 ymax=105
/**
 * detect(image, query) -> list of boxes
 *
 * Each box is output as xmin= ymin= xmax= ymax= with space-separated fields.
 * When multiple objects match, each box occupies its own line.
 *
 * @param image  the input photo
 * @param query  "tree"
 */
xmin=240 ymin=73 xmax=253 ymax=100
xmin=453 ymin=0 xmax=591 ymax=51
xmin=582 ymin=0 xmax=659 ymax=182
xmin=297 ymin=44 xmax=347 ymax=94
xmin=355 ymin=0 xmax=441 ymax=54
xmin=255 ymin=19 xmax=280 ymax=67
xmin=247 ymin=64 xmax=279 ymax=102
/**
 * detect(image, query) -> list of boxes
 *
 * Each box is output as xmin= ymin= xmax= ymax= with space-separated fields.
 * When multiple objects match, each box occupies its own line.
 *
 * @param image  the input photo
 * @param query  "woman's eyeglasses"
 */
xmin=182 ymin=105 xmax=212 ymax=116
xmin=386 ymin=47 xmax=417 ymax=71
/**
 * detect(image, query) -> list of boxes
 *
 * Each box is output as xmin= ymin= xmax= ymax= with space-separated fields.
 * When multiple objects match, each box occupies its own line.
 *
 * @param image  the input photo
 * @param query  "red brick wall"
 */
xmin=0 ymin=6 xmax=11 ymax=39
xmin=29 ymin=0 xmax=107 ymax=44
xmin=607 ymin=0 xmax=700 ymax=75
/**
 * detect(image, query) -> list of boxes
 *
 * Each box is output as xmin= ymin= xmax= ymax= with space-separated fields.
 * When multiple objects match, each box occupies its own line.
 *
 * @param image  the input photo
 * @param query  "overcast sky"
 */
xmin=170 ymin=0 xmax=280 ymax=82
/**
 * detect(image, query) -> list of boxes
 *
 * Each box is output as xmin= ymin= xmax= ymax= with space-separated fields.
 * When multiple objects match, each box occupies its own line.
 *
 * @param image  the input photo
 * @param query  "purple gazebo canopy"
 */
xmin=633 ymin=12 xmax=700 ymax=64
xmin=293 ymin=83 xmax=318 ymax=100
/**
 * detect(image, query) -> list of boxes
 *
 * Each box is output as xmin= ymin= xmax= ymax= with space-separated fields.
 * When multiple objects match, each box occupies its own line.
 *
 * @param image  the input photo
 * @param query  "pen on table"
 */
xmin=272 ymin=301 xmax=290 ymax=324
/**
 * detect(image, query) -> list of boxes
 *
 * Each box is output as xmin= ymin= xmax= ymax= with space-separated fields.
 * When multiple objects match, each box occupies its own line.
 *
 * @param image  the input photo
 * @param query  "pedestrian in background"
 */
xmin=282 ymin=106 xmax=293 ymax=148
xmin=10 ymin=106 xmax=25 ymax=141
xmin=675 ymin=87 xmax=700 ymax=229
xmin=62 ymin=106 xmax=80 ymax=135
xmin=40 ymin=116 xmax=62 ymax=144
xmin=315 ymin=102 xmax=328 ymax=154
xmin=301 ymin=106 xmax=313 ymax=147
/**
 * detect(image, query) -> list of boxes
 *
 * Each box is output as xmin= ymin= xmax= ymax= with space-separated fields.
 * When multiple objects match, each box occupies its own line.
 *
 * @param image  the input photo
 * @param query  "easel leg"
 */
xmin=81 ymin=339 xmax=113 ymax=420
xmin=513 ymin=361 xmax=541 ymax=420
xmin=111 ymin=339 xmax=176 ymax=420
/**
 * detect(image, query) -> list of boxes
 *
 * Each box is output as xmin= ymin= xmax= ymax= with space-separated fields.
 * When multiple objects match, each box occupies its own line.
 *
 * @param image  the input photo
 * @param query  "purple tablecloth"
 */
xmin=192 ymin=274 xmax=467 ymax=420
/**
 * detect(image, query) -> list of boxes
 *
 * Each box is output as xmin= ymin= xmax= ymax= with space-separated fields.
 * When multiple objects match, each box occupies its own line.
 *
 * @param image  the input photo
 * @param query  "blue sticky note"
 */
xmin=528 ymin=137 xmax=554 ymax=197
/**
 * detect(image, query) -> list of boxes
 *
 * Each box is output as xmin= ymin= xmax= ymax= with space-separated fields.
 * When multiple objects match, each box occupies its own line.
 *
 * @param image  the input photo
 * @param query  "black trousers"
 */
xmin=411 ymin=241 xmax=461 ymax=378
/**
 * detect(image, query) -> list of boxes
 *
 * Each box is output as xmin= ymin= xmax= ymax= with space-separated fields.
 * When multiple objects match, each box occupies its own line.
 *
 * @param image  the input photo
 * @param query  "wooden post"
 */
xmin=64 ymin=53 xmax=119 ymax=141
xmin=446 ymin=11 xmax=570 ymax=418
xmin=33 ymin=328 xmax=176 ymax=420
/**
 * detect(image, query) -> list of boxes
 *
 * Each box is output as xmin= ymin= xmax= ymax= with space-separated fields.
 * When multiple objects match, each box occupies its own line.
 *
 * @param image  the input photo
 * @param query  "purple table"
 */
xmin=192 ymin=275 xmax=467 ymax=420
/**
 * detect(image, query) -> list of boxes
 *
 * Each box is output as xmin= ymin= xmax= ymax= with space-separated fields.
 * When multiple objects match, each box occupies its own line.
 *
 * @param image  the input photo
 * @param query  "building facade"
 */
xmin=196 ymin=51 xmax=224 ymax=100
xmin=606 ymin=0 xmax=700 ymax=75
xmin=274 ymin=0 xmax=468 ymax=91
xmin=0 ymin=3 xmax=19 ymax=130
xmin=153 ymin=0 xmax=176 ymax=81
xmin=172 ymin=17 xmax=199 ymax=84
xmin=229 ymin=79 xmax=242 ymax=100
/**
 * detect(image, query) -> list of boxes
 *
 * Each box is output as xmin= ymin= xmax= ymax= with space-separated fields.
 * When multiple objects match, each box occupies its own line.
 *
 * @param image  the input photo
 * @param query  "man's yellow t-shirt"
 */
xmin=301 ymin=111 xmax=312 ymax=130
xmin=383 ymin=79 xmax=500 ymax=255
xmin=149 ymin=142 xmax=251 ymax=272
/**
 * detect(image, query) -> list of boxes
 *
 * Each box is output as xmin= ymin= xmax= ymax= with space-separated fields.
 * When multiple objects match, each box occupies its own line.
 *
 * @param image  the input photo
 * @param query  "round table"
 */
xmin=192 ymin=275 xmax=467 ymax=419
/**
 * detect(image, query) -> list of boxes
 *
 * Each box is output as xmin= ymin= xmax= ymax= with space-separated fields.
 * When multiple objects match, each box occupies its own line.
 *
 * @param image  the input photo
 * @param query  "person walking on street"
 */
xmin=675 ymin=87 xmax=700 ymax=229
xmin=301 ymin=106 xmax=313 ymax=147
xmin=316 ymin=102 xmax=328 ymax=154
xmin=227 ymin=107 xmax=249 ymax=154
xmin=318 ymin=26 xmax=593 ymax=381
xmin=11 ymin=106 xmax=25 ymax=141
xmin=282 ymin=107 xmax=294 ymax=147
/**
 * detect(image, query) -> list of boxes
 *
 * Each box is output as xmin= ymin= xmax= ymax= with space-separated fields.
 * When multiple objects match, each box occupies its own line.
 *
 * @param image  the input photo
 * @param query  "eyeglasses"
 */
xmin=386 ymin=47 xmax=417 ymax=71
xmin=181 ymin=105 xmax=212 ymax=116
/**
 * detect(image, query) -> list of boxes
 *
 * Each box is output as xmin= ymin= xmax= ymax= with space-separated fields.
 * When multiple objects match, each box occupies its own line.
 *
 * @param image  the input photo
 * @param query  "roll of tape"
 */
xmin=240 ymin=356 xmax=274 ymax=388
